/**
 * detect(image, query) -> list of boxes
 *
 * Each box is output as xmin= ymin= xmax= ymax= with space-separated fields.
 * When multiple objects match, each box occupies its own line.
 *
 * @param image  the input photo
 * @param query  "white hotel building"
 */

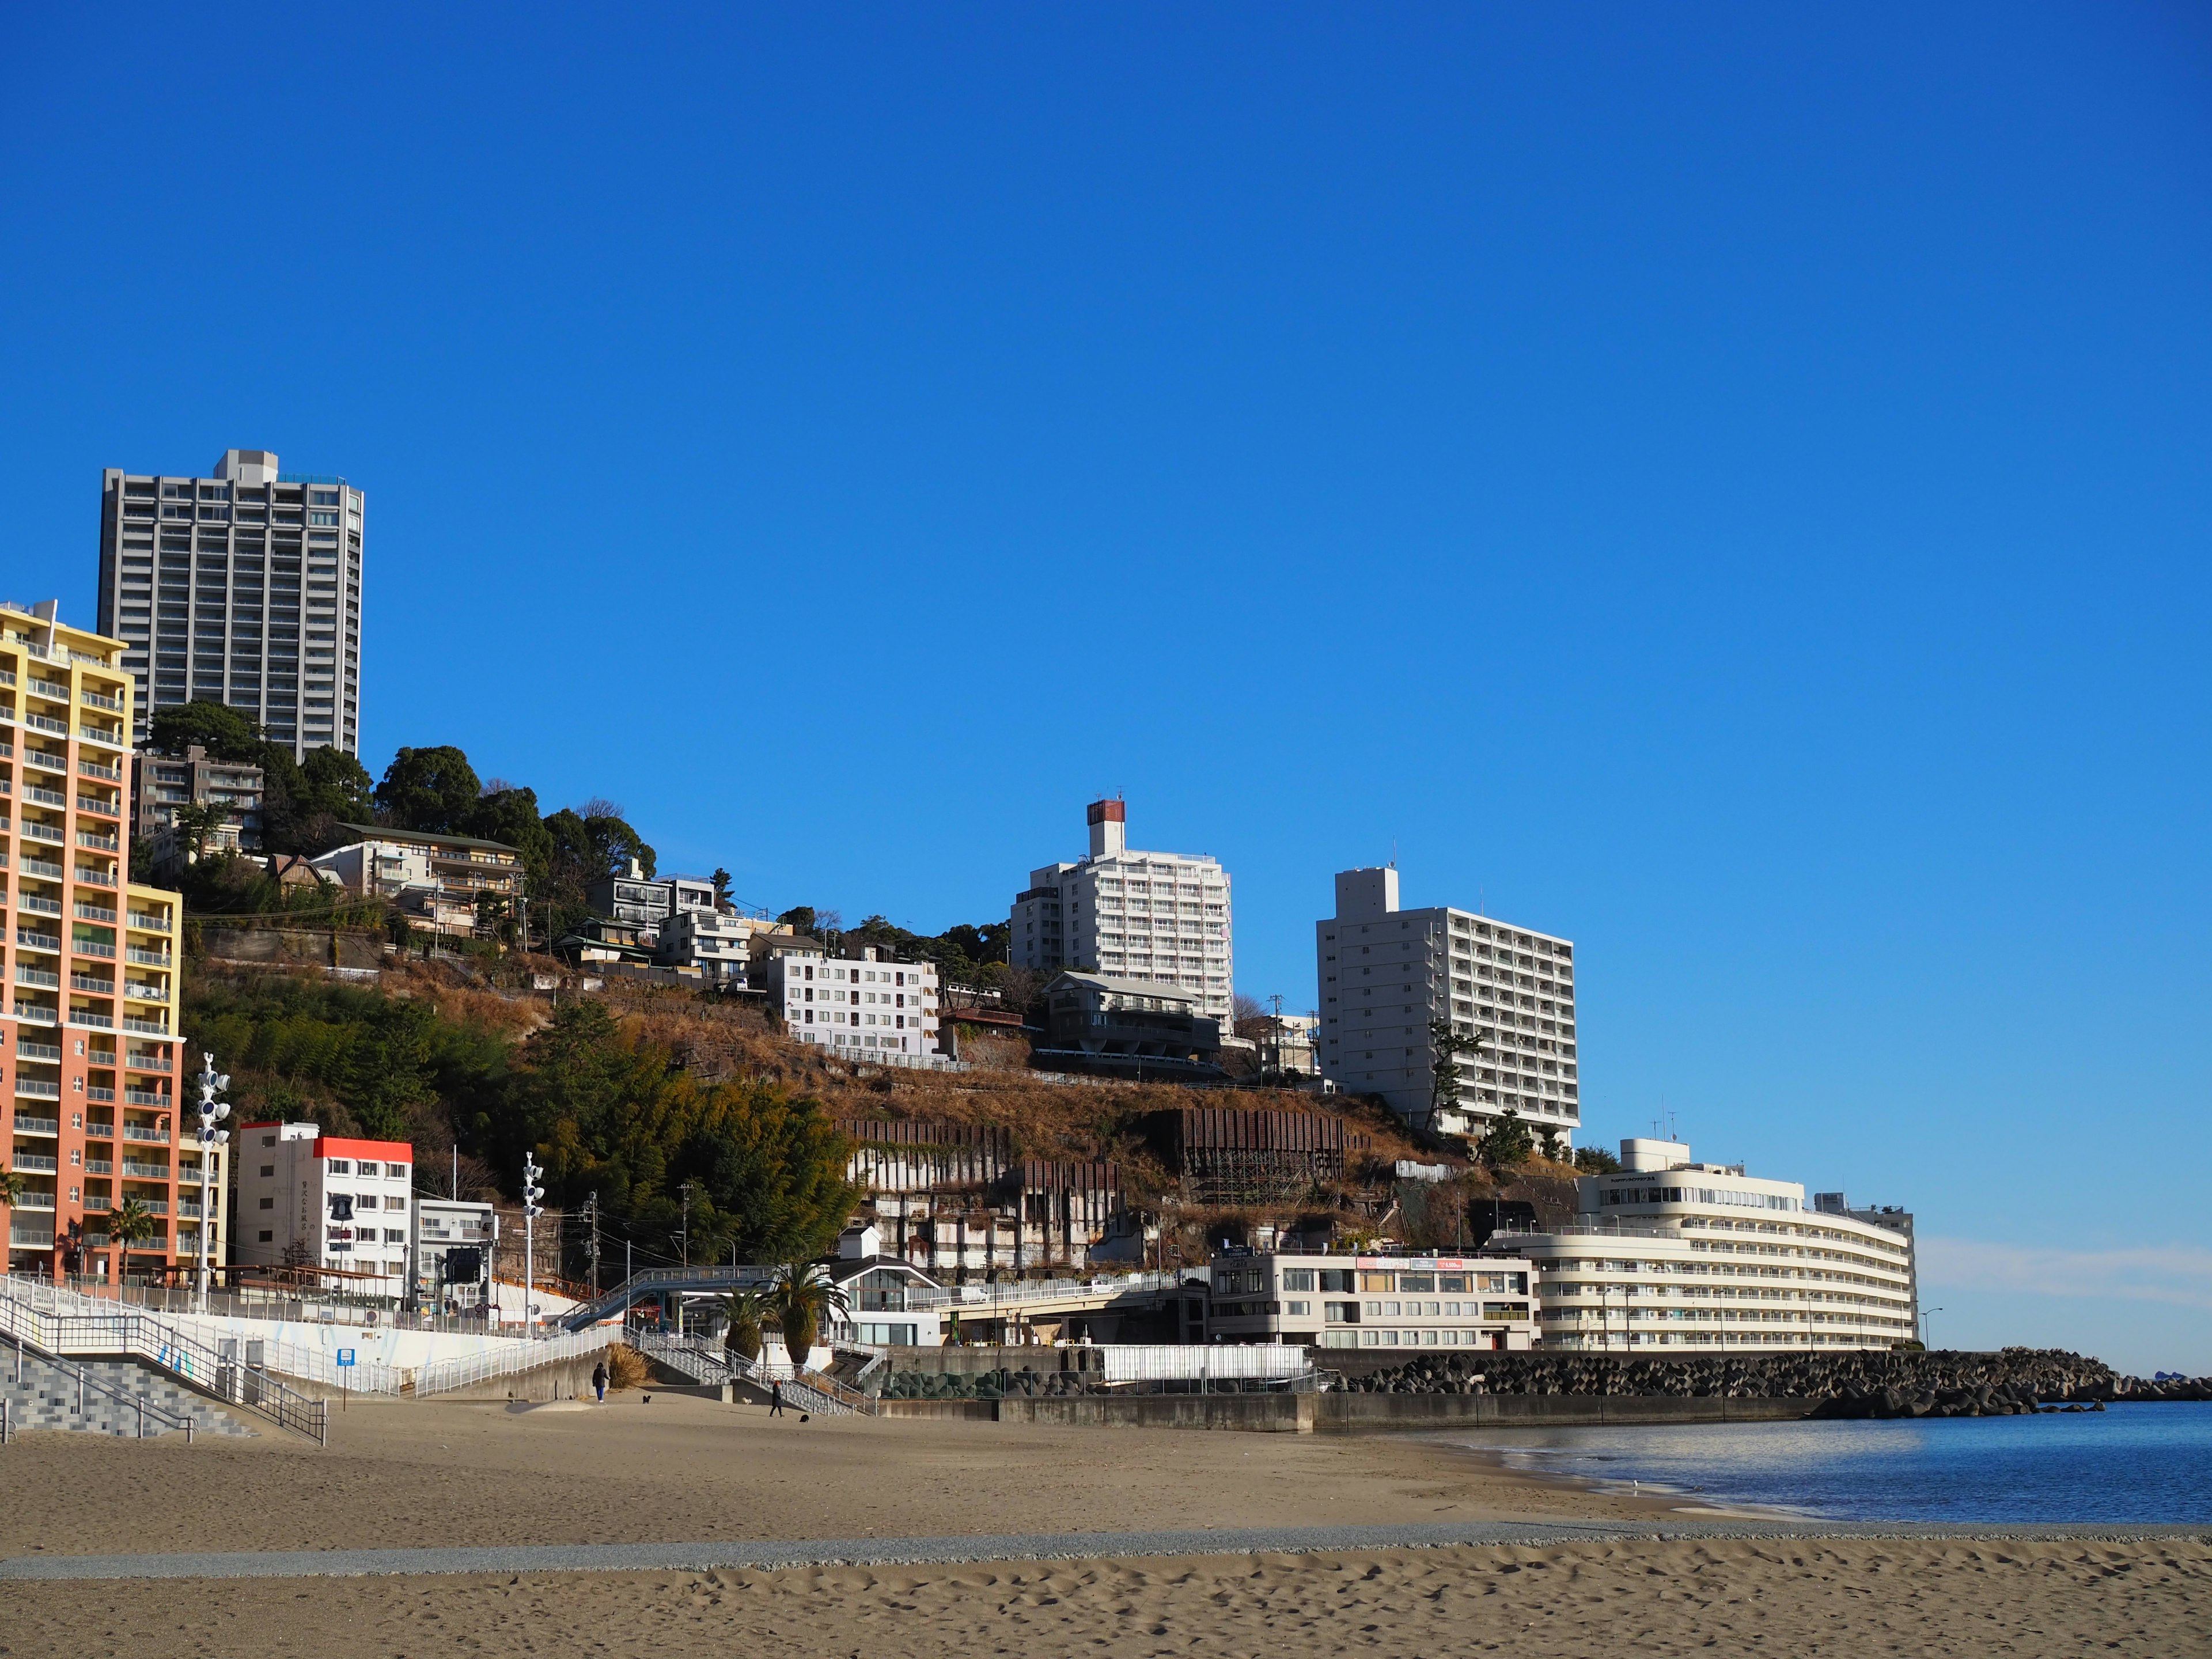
xmin=1482 ymin=1139 xmax=1918 ymax=1353
xmin=762 ymin=944 xmax=942 ymax=1059
xmin=1012 ymin=800 xmax=1234 ymax=1036
xmin=1317 ymin=866 xmax=1578 ymax=1143
xmin=231 ymin=1122 xmax=414 ymax=1296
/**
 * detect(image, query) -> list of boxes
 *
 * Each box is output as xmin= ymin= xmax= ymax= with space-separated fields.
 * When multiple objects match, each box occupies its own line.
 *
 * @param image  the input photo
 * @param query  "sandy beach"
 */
xmin=3 ymin=1395 xmax=2205 ymax=1655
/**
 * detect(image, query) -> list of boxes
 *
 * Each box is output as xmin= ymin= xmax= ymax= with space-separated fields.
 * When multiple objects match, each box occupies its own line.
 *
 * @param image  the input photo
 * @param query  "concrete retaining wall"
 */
xmin=996 ymin=1393 xmax=1316 ymax=1432
xmin=422 ymin=1349 xmax=613 ymax=1404
xmin=1319 ymin=1392 xmax=1815 ymax=1433
xmin=872 ymin=1391 xmax=1816 ymax=1434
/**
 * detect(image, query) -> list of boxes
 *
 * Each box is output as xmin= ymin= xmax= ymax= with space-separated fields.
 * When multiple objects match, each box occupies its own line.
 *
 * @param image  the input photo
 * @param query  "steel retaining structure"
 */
xmin=0 ymin=1284 xmax=327 ymax=1444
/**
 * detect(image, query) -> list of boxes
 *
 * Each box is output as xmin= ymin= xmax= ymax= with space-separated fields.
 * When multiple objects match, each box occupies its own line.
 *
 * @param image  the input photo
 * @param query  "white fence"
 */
xmin=904 ymin=1270 xmax=1191 ymax=1313
xmin=1099 ymin=1344 xmax=1312 ymax=1383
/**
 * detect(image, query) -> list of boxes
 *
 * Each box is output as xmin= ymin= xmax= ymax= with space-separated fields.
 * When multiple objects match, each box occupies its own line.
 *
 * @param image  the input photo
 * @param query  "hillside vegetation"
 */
xmin=186 ymin=959 xmax=1583 ymax=1274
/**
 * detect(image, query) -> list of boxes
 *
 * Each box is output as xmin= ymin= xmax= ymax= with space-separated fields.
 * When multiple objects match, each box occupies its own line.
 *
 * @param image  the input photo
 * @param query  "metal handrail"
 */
xmin=632 ymin=1331 xmax=870 ymax=1415
xmin=0 ymin=1285 xmax=327 ymax=1443
xmin=6 ymin=1334 xmax=199 ymax=1441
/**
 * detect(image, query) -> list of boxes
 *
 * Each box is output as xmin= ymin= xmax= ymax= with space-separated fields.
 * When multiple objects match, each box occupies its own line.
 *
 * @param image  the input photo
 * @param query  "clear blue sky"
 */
xmin=6 ymin=6 xmax=2207 ymax=1371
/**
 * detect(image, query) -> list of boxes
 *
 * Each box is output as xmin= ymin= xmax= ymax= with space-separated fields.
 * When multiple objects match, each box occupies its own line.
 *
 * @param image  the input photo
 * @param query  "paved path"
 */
xmin=3 ymin=1521 xmax=2207 ymax=1582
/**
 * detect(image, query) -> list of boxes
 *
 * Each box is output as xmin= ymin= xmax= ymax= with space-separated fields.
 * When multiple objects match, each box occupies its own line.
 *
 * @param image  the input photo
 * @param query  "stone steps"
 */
xmin=0 ymin=1350 xmax=254 ymax=1439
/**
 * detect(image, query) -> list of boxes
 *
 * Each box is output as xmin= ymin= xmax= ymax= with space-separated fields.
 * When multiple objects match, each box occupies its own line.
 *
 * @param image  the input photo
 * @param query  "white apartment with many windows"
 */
xmin=97 ymin=449 xmax=363 ymax=759
xmin=1316 ymin=866 xmax=1578 ymax=1142
xmin=1012 ymin=800 xmax=1234 ymax=1035
xmin=762 ymin=944 xmax=942 ymax=1059
xmin=1206 ymin=1248 xmax=1540 ymax=1351
xmin=1481 ymin=1139 xmax=1918 ymax=1353
xmin=232 ymin=1122 xmax=414 ymax=1296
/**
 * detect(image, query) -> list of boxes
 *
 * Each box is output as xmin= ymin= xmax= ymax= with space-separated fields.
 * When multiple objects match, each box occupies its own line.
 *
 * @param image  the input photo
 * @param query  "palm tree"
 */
xmin=768 ymin=1261 xmax=848 ymax=1373
xmin=105 ymin=1196 xmax=160 ymax=1283
xmin=0 ymin=1170 xmax=24 ymax=1210
xmin=721 ymin=1285 xmax=771 ymax=1363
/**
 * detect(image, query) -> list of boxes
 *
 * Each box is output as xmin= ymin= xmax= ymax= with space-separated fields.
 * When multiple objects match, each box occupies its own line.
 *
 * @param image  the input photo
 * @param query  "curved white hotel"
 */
xmin=1482 ymin=1139 xmax=1916 ymax=1352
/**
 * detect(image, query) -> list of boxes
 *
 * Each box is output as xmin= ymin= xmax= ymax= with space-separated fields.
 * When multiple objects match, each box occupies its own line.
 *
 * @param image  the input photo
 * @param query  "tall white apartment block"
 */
xmin=1010 ymin=800 xmax=1234 ymax=1035
xmin=1316 ymin=866 xmax=1578 ymax=1142
xmin=97 ymin=449 xmax=363 ymax=759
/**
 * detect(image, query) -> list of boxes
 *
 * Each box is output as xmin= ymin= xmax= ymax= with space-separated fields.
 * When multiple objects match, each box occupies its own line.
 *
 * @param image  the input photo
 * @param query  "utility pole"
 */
xmin=586 ymin=1192 xmax=600 ymax=1295
xmin=676 ymin=1181 xmax=694 ymax=1336
xmin=521 ymin=1153 xmax=544 ymax=1336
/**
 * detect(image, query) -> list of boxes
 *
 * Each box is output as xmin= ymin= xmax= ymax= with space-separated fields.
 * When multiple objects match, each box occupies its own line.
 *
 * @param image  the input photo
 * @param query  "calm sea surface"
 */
xmin=1445 ymin=1401 xmax=2212 ymax=1522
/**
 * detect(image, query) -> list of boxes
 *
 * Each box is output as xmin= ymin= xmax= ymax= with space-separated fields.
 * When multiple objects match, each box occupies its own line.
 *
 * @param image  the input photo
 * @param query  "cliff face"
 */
xmin=1334 ymin=1348 xmax=2212 ymax=1414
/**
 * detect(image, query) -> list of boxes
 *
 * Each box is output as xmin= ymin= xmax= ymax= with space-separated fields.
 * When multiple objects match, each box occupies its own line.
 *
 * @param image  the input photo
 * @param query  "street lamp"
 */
xmin=1922 ymin=1305 xmax=1944 ymax=1351
xmin=521 ymin=1153 xmax=544 ymax=1335
xmin=192 ymin=1053 xmax=232 ymax=1313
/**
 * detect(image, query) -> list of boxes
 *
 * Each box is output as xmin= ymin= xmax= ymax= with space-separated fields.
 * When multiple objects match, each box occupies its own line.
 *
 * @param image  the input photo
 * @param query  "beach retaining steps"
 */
xmin=0 ymin=1350 xmax=254 ymax=1440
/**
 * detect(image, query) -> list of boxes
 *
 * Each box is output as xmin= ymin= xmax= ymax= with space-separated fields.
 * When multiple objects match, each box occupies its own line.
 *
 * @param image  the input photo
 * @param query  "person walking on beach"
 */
xmin=592 ymin=1360 xmax=608 ymax=1404
xmin=770 ymin=1380 xmax=786 ymax=1417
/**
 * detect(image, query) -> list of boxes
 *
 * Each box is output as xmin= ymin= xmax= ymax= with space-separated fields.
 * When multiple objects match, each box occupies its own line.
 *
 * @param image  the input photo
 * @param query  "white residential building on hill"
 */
xmin=1012 ymin=800 xmax=1234 ymax=1035
xmin=232 ymin=1122 xmax=414 ymax=1297
xmin=764 ymin=944 xmax=942 ymax=1059
xmin=1481 ymin=1138 xmax=1918 ymax=1353
xmin=1316 ymin=866 xmax=1578 ymax=1142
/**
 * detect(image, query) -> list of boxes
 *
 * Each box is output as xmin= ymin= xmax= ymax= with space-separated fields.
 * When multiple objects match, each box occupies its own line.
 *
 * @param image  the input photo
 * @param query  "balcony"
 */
xmin=21 ymin=751 xmax=65 ymax=775
xmin=11 ymin=1192 xmax=56 ymax=1211
xmin=70 ymin=1010 xmax=115 ymax=1029
xmin=20 ymin=858 xmax=65 ymax=880
xmin=86 ymin=1085 xmax=115 ymax=1103
xmin=78 ymin=726 xmax=124 ymax=749
xmin=75 ymin=902 xmax=118 ymax=923
xmin=77 ymin=760 xmax=122 ymax=783
xmin=124 ymin=981 xmax=166 ymax=1003
xmin=26 ymin=679 xmax=70 ymax=702
xmin=14 ymin=1041 xmax=60 ymax=1063
xmin=15 ymin=929 xmax=59 ymax=953
xmin=124 ymin=947 xmax=170 ymax=967
xmin=122 ymin=1088 xmax=168 ymax=1107
xmin=24 ymin=714 xmax=67 ymax=737
xmin=71 ymin=974 xmax=116 ymax=994
xmin=12 ymin=1001 xmax=58 ymax=1022
xmin=73 ymin=938 xmax=116 ymax=959
xmin=10 ymin=1115 xmax=59 ymax=1134
xmin=74 ymin=868 xmax=118 ymax=888
xmin=84 ymin=1120 xmax=113 ymax=1139
xmin=122 ymin=1016 xmax=168 ymax=1036
xmin=21 ymin=822 xmax=64 ymax=844
xmin=122 ymin=1124 xmax=169 ymax=1143
xmin=24 ymin=785 xmax=66 ymax=808
xmin=14 ymin=967 xmax=59 ymax=990
xmin=84 ymin=1158 xmax=112 ymax=1175
xmin=76 ymin=832 xmax=119 ymax=852
xmin=120 ymin=1160 xmax=171 ymax=1180
xmin=19 ymin=896 xmax=63 ymax=917
xmin=81 ymin=689 xmax=123 ymax=713
xmin=124 ymin=1051 xmax=170 ymax=1074
xmin=11 ymin=1154 xmax=58 ymax=1174
xmin=125 ymin=910 xmax=171 ymax=932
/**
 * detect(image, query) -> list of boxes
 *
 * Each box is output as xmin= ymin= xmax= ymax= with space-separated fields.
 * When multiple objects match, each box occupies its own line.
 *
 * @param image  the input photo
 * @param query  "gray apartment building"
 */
xmin=96 ymin=448 xmax=362 ymax=759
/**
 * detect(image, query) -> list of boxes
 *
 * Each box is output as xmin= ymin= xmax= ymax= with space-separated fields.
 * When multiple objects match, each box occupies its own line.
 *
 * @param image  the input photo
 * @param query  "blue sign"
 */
xmin=335 ymin=1349 xmax=356 ymax=1367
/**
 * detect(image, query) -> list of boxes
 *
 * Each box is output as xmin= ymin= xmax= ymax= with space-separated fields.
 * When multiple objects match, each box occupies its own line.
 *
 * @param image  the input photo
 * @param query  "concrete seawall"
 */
xmin=876 ymin=1392 xmax=1817 ymax=1433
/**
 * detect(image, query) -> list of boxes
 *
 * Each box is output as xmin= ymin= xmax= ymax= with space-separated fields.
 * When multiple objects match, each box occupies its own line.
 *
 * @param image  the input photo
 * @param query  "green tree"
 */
xmin=375 ymin=745 xmax=482 ymax=833
xmin=148 ymin=699 xmax=261 ymax=760
xmin=722 ymin=1285 xmax=771 ymax=1362
xmin=710 ymin=868 xmax=733 ymax=905
xmin=0 ymin=1169 xmax=24 ymax=1210
xmin=1428 ymin=1018 xmax=1483 ymax=1127
xmin=769 ymin=1261 xmax=848 ymax=1369
xmin=1573 ymin=1145 xmax=1623 ymax=1175
xmin=104 ymin=1196 xmax=161 ymax=1279
xmin=777 ymin=906 xmax=818 ymax=934
xmin=1476 ymin=1108 xmax=1534 ymax=1178
xmin=463 ymin=786 xmax=554 ymax=882
xmin=171 ymin=800 xmax=228 ymax=863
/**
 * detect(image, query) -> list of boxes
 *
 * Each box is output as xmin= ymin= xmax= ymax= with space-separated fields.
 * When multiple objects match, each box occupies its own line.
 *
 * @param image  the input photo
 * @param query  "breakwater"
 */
xmin=1338 ymin=1349 xmax=2212 ymax=1418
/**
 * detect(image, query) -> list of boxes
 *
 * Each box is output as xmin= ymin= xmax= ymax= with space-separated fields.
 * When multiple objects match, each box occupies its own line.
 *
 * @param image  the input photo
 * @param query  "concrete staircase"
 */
xmin=0 ymin=1349 xmax=253 ymax=1440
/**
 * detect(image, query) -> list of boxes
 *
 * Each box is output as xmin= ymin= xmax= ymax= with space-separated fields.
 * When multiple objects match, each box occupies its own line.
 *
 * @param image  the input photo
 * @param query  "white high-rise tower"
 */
xmin=1010 ymin=800 xmax=1234 ymax=1033
xmin=1316 ymin=866 xmax=1579 ymax=1143
xmin=97 ymin=449 xmax=363 ymax=759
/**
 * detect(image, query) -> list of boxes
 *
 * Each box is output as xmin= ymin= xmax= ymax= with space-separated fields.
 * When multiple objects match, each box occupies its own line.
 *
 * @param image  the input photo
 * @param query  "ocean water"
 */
xmin=1449 ymin=1401 xmax=2212 ymax=1523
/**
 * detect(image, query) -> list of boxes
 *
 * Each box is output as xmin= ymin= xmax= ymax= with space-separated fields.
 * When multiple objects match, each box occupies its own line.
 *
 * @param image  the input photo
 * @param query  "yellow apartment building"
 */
xmin=1 ymin=600 xmax=202 ymax=1282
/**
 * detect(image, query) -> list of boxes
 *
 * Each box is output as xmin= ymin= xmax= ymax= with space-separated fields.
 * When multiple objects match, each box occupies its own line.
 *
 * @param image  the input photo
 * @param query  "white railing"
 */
xmin=903 ymin=1270 xmax=1190 ymax=1313
xmin=632 ymin=1331 xmax=869 ymax=1415
xmin=0 ymin=1280 xmax=328 ymax=1442
xmin=1098 ymin=1343 xmax=1312 ymax=1383
xmin=411 ymin=1327 xmax=608 ymax=1396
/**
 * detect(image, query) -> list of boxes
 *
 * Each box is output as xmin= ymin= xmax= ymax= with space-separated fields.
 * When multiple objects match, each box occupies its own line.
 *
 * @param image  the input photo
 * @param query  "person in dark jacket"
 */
xmin=769 ymin=1380 xmax=786 ymax=1416
xmin=592 ymin=1361 xmax=608 ymax=1403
